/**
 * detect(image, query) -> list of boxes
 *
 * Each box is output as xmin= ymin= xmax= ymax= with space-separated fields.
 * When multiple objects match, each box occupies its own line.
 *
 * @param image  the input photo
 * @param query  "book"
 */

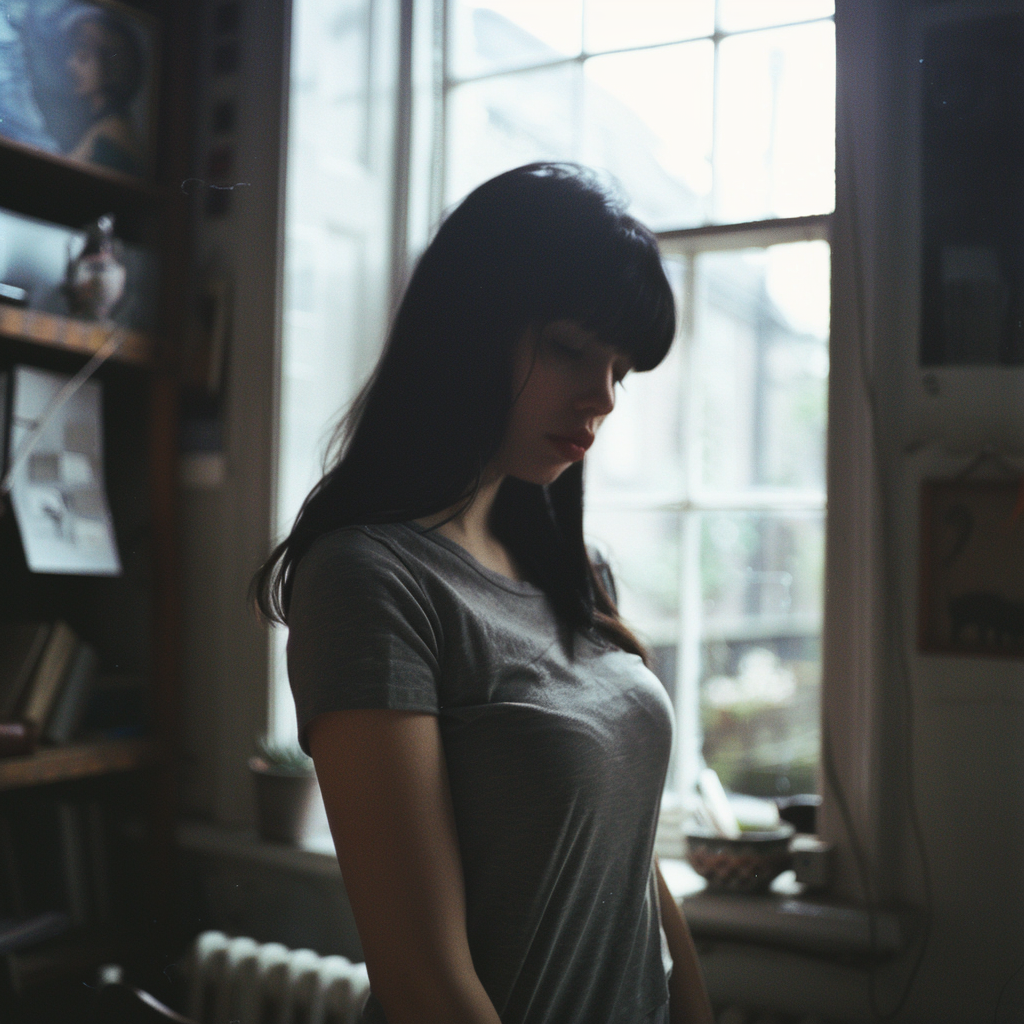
xmin=84 ymin=802 xmax=111 ymax=925
xmin=56 ymin=803 xmax=89 ymax=928
xmin=0 ymin=911 xmax=70 ymax=955
xmin=7 ymin=801 xmax=70 ymax=918
xmin=0 ymin=814 xmax=24 ymax=918
xmin=0 ymin=621 xmax=51 ymax=721
xmin=19 ymin=622 xmax=77 ymax=732
xmin=0 ymin=722 xmax=37 ymax=757
xmin=43 ymin=642 xmax=97 ymax=744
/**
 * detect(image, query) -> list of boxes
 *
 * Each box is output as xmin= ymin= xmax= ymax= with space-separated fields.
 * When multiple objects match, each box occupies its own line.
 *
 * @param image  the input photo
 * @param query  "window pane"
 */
xmin=290 ymin=0 xmax=371 ymax=168
xmin=715 ymin=21 xmax=835 ymax=222
xmin=718 ymin=0 xmax=834 ymax=33
xmin=584 ymin=508 xmax=683 ymax=789
xmin=450 ymin=0 xmax=582 ymax=80
xmin=584 ymin=0 xmax=713 ymax=53
xmin=446 ymin=64 xmax=580 ymax=205
xmin=582 ymin=41 xmax=713 ymax=230
xmin=699 ymin=510 xmax=823 ymax=797
xmin=583 ymin=508 xmax=681 ymax=644
xmin=694 ymin=242 xmax=830 ymax=492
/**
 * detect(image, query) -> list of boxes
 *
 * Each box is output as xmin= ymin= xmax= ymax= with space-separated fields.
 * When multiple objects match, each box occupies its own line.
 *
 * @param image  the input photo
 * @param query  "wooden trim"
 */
xmin=0 ymin=136 xmax=169 ymax=203
xmin=657 ymin=214 xmax=833 ymax=254
xmin=0 ymin=738 xmax=161 ymax=791
xmin=0 ymin=306 xmax=153 ymax=365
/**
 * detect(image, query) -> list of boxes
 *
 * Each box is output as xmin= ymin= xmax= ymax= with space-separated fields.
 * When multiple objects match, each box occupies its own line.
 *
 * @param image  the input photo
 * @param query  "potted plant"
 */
xmin=248 ymin=737 xmax=318 ymax=845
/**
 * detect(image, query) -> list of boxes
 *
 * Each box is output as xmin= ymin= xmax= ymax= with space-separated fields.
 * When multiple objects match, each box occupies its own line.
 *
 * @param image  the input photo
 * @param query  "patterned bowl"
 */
xmin=684 ymin=825 xmax=795 ymax=893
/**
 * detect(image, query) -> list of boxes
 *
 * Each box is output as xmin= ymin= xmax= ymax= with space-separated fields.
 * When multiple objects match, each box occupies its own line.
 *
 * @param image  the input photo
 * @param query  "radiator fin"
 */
xmin=187 ymin=932 xmax=370 ymax=1024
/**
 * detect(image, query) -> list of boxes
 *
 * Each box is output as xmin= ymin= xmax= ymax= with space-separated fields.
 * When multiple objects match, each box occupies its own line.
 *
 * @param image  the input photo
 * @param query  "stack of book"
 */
xmin=0 ymin=621 xmax=99 ymax=756
xmin=0 ymin=793 xmax=126 ymax=993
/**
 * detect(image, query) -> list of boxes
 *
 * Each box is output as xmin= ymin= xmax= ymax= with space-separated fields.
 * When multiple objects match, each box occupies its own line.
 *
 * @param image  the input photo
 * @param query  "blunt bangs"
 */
xmin=572 ymin=219 xmax=676 ymax=373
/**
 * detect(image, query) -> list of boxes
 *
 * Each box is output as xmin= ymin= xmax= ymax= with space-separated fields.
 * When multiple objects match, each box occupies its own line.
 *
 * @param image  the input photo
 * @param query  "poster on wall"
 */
xmin=919 ymin=479 xmax=1024 ymax=656
xmin=0 ymin=0 xmax=159 ymax=179
xmin=6 ymin=365 xmax=121 ymax=576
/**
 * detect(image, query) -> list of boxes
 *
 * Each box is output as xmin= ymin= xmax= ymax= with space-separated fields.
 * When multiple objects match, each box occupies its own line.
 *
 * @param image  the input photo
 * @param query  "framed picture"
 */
xmin=919 ymin=479 xmax=1024 ymax=656
xmin=0 ymin=0 xmax=159 ymax=179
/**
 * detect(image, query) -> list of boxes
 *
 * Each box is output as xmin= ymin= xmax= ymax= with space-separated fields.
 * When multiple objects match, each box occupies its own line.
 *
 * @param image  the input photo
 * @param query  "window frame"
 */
xmin=608 ymin=213 xmax=833 ymax=797
xmin=437 ymin=2 xmax=837 ymax=805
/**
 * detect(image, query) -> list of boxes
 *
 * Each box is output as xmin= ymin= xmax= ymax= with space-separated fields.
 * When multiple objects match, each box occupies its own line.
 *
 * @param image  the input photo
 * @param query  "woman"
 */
xmin=64 ymin=10 xmax=144 ymax=176
xmin=254 ymin=163 xmax=713 ymax=1024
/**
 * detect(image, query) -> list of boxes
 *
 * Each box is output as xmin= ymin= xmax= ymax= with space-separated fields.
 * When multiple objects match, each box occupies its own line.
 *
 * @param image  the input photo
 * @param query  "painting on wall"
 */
xmin=0 ymin=0 xmax=158 ymax=179
xmin=919 ymin=479 xmax=1024 ymax=656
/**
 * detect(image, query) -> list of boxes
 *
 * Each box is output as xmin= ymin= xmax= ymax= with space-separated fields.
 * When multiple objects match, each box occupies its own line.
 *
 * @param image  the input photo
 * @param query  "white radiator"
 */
xmin=186 ymin=931 xmax=371 ymax=1024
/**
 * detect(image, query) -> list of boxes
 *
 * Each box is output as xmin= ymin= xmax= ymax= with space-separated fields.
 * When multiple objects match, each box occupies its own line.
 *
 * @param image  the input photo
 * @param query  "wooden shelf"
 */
xmin=0 ymin=738 xmax=161 ymax=791
xmin=0 ymin=133 xmax=169 ymax=202
xmin=0 ymin=135 xmax=169 ymax=201
xmin=0 ymin=306 xmax=153 ymax=366
xmin=0 ymin=137 xmax=178 ymax=242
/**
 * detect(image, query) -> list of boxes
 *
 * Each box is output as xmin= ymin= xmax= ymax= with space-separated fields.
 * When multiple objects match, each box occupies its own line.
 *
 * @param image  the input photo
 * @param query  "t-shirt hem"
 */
xmin=297 ymin=699 xmax=440 ymax=753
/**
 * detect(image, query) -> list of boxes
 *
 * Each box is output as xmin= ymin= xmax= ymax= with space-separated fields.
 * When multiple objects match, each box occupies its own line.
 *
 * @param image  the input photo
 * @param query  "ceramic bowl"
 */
xmin=684 ymin=824 xmax=795 ymax=893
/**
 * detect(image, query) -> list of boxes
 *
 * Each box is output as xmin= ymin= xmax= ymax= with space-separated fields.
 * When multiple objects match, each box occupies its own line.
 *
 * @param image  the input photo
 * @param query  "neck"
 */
xmin=415 ymin=474 xmax=522 ymax=581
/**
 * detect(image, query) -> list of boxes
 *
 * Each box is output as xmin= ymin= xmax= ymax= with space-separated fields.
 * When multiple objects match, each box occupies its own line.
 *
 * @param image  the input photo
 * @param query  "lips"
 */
xmin=546 ymin=431 xmax=594 ymax=462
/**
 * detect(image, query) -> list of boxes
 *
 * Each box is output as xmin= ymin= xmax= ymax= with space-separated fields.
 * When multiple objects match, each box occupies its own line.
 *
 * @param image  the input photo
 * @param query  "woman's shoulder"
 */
xmin=299 ymin=523 xmax=420 ymax=580
xmin=293 ymin=523 xmax=440 ymax=609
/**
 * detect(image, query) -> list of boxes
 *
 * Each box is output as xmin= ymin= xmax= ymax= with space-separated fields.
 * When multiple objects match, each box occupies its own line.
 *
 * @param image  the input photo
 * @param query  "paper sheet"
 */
xmin=7 ymin=366 xmax=120 ymax=575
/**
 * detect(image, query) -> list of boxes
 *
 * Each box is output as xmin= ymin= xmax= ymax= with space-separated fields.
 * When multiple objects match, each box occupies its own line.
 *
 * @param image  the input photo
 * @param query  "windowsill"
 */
xmin=177 ymin=819 xmax=341 ymax=878
xmin=660 ymin=858 xmax=909 ymax=958
xmin=177 ymin=823 xmax=907 ymax=960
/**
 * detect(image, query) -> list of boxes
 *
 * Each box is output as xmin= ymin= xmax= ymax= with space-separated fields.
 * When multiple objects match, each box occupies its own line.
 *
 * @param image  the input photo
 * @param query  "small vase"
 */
xmin=249 ymin=756 xmax=318 ymax=845
xmin=65 ymin=213 xmax=127 ymax=320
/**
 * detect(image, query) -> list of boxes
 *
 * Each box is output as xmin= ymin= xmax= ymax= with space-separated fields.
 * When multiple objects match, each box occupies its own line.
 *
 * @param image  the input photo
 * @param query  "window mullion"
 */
xmin=674 ymin=250 xmax=702 ymax=795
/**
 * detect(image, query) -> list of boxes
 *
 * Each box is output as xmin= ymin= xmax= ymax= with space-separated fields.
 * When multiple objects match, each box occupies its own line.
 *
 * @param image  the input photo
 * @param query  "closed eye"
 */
xmin=548 ymin=337 xmax=586 ymax=359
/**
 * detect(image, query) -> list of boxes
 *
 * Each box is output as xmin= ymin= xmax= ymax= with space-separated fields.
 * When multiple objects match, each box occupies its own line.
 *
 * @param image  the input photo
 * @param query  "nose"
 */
xmin=576 ymin=362 xmax=616 ymax=418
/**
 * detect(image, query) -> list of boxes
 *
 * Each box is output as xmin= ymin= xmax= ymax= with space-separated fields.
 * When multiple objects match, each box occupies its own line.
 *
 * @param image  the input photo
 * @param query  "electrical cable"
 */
xmin=818 ymin=79 xmax=934 ymax=1021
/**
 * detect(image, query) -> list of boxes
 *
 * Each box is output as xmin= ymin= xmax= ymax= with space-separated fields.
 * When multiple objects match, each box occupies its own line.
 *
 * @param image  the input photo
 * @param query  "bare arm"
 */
xmin=655 ymin=859 xmax=714 ymax=1024
xmin=308 ymin=709 xmax=502 ymax=1024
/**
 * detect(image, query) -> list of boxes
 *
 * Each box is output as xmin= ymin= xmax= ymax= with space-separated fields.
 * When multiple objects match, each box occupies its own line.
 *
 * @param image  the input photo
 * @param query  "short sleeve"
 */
xmin=286 ymin=528 xmax=442 ymax=752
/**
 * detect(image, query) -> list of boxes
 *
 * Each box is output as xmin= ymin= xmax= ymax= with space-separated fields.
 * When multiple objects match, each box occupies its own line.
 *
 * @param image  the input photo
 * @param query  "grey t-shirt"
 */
xmin=287 ymin=523 xmax=674 ymax=1024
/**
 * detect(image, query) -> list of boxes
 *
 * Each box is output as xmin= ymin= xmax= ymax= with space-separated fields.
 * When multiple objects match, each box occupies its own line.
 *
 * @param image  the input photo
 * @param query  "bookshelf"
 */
xmin=0 ymin=0 xmax=197 ymax=1016
xmin=0 ymin=739 xmax=162 ymax=792
xmin=0 ymin=307 xmax=153 ymax=366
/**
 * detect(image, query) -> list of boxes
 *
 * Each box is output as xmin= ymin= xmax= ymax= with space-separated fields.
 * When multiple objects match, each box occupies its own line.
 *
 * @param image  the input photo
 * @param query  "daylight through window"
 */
xmin=443 ymin=0 xmax=836 ymax=799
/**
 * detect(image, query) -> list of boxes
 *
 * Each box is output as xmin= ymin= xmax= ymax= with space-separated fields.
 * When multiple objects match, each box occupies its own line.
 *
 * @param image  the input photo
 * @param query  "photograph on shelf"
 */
xmin=6 ymin=365 xmax=121 ymax=576
xmin=919 ymin=478 xmax=1024 ymax=656
xmin=0 ymin=0 xmax=159 ymax=179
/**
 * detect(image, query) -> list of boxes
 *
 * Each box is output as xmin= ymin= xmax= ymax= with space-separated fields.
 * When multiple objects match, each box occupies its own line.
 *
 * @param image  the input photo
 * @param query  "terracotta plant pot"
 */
xmin=249 ymin=756 xmax=318 ymax=845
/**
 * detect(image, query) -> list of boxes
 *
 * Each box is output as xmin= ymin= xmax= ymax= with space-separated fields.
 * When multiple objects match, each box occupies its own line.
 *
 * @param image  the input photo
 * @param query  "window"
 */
xmin=443 ymin=0 xmax=835 ymax=799
xmin=273 ymin=0 xmax=400 ymax=741
xmin=275 ymin=0 xmax=836 ymax=808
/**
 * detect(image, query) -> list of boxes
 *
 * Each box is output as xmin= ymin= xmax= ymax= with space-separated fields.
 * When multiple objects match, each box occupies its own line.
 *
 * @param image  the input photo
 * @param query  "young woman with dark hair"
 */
xmin=253 ymin=163 xmax=713 ymax=1024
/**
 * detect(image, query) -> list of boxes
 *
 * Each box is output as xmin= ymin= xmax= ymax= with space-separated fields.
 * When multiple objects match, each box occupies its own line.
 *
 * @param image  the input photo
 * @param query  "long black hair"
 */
xmin=253 ymin=163 xmax=675 ymax=658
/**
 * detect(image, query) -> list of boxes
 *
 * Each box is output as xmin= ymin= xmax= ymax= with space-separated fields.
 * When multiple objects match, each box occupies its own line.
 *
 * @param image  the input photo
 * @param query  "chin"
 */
xmin=510 ymin=462 xmax=572 ymax=487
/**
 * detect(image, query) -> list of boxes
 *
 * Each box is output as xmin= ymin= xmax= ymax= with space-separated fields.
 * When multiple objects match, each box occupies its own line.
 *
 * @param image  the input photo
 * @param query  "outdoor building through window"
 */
xmin=276 ymin=0 xmax=836 ymax=804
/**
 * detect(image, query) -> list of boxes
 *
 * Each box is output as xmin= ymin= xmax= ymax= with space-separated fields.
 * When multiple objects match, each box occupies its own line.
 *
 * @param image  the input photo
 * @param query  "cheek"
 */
xmin=516 ymin=364 xmax=569 ymax=420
